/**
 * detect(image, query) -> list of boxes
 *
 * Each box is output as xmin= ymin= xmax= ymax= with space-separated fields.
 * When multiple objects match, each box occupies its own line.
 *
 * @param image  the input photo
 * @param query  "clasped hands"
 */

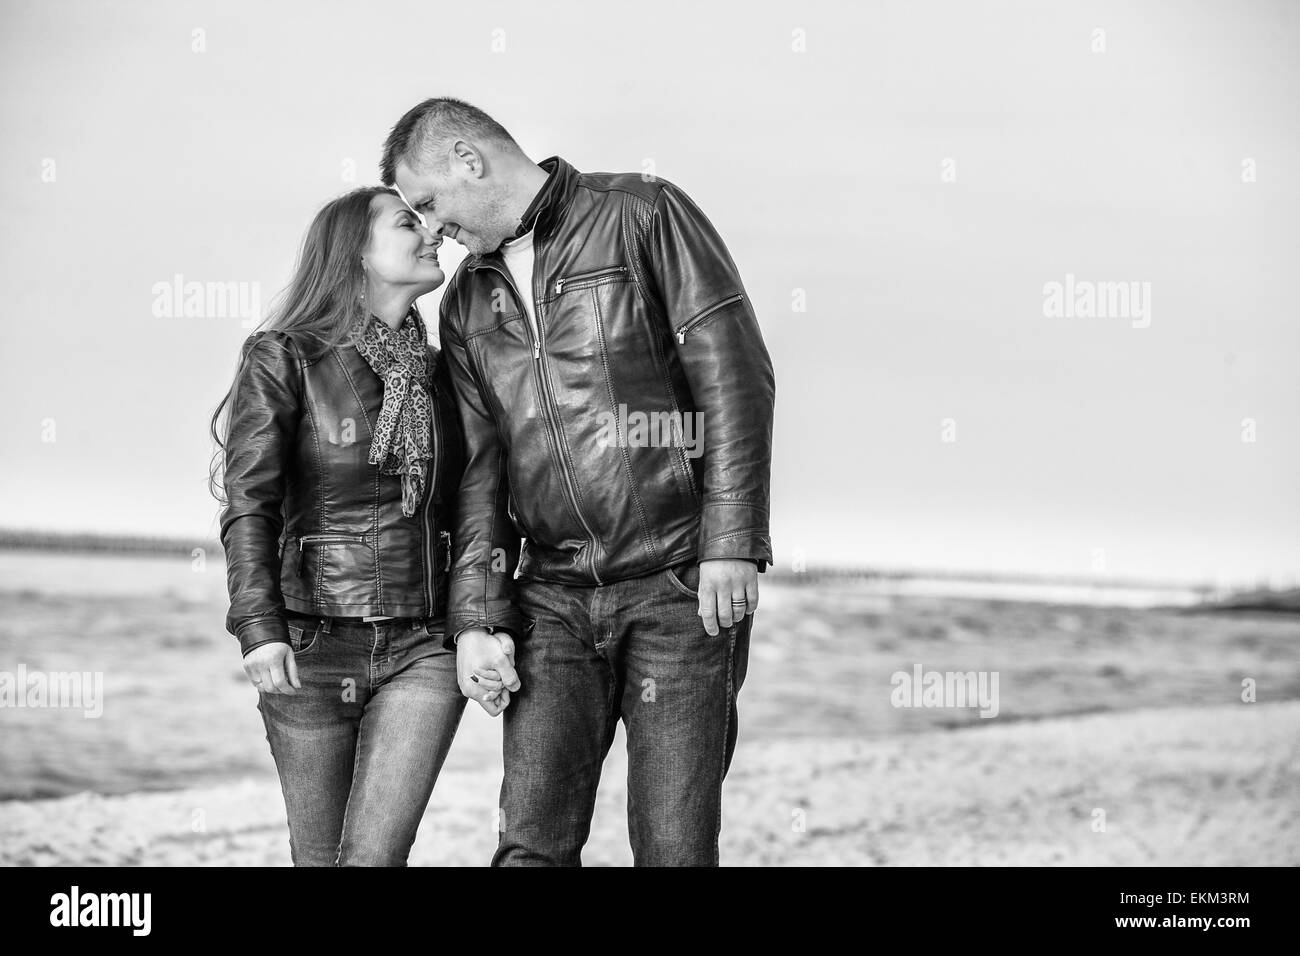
xmin=454 ymin=628 xmax=520 ymax=716
xmin=454 ymin=559 xmax=758 ymax=717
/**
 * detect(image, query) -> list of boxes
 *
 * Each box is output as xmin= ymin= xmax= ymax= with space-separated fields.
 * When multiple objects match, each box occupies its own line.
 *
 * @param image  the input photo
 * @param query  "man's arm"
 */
xmin=438 ymin=283 xmax=524 ymax=647
xmin=643 ymin=181 xmax=776 ymax=630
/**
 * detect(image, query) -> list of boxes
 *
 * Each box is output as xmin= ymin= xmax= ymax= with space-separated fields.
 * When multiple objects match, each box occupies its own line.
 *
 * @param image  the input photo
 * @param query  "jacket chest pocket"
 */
xmin=294 ymin=533 xmax=373 ymax=580
xmin=551 ymin=265 xmax=628 ymax=296
xmin=545 ymin=265 xmax=642 ymax=355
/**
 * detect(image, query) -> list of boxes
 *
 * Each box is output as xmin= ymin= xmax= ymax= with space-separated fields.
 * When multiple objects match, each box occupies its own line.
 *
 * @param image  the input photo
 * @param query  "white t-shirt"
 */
xmin=499 ymin=228 xmax=538 ymax=340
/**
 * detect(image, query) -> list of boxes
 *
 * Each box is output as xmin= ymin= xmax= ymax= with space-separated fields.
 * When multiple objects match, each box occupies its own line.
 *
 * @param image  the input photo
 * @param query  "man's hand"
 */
xmin=456 ymin=628 xmax=521 ymax=716
xmin=697 ymin=559 xmax=759 ymax=636
xmin=244 ymin=641 xmax=300 ymax=695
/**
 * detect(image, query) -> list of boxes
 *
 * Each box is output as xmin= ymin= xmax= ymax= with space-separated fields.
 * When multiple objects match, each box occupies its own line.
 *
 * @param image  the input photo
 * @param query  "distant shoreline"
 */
xmin=0 ymin=527 xmax=1224 ymax=593
xmin=0 ymin=529 xmax=211 ymax=558
xmin=2 ymin=529 xmax=1294 ymax=611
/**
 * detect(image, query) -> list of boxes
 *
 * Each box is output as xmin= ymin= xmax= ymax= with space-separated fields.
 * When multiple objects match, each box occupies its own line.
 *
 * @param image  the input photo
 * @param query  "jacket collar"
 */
xmin=465 ymin=156 xmax=578 ymax=272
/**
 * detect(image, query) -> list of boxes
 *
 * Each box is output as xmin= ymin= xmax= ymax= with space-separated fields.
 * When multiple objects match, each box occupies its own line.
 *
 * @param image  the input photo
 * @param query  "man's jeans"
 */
xmin=494 ymin=561 xmax=752 ymax=866
xmin=257 ymin=614 xmax=465 ymax=866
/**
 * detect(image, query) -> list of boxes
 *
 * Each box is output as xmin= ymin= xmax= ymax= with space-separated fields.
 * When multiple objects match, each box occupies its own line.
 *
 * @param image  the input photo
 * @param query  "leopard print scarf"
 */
xmin=351 ymin=307 xmax=432 ymax=517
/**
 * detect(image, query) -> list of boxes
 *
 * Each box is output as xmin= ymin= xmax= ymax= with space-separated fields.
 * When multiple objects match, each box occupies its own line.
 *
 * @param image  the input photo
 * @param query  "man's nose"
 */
xmin=420 ymin=214 xmax=447 ymax=239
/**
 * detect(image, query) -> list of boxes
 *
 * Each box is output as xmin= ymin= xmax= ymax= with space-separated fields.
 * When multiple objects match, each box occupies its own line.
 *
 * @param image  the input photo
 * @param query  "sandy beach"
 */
xmin=3 ymin=700 xmax=1297 ymax=866
xmin=2 ymin=555 xmax=1299 ymax=866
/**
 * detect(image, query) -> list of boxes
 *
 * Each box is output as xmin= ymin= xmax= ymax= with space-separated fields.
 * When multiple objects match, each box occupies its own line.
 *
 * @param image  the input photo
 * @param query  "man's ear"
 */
xmin=451 ymin=139 xmax=483 ymax=177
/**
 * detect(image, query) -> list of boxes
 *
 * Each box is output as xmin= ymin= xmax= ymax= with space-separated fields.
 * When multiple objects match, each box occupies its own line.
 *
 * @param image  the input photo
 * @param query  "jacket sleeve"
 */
xmin=644 ymin=181 xmax=775 ymax=568
xmin=219 ymin=333 xmax=299 ymax=656
xmin=439 ymin=285 xmax=524 ymax=644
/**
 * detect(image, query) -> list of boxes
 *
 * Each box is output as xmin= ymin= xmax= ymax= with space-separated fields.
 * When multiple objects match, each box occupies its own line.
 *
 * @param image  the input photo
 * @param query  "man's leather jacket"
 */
xmin=220 ymin=329 xmax=464 ymax=655
xmin=439 ymin=156 xmax=775 ymax=639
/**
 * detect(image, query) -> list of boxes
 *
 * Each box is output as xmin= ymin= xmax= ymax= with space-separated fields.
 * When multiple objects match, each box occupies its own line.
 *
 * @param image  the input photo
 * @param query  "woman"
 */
xmin=210 ymin=186 xmax=500 ymax=866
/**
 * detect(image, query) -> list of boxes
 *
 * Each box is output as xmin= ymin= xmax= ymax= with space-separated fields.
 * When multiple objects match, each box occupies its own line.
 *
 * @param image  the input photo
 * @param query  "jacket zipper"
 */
xmin=298 ymin=533 xmax=368 ymax=547
xmin=675 ymin=292 xmax=744 ymax=344
xmin=507 ymin=492 xmax=523 ymax=535
xmin=485 ymin=261 xmax=603 ymax=584
xmin=553 ymin=265 xmax=627 ymax=295
xmin=420 ymin=491 xmax=435 ymax=612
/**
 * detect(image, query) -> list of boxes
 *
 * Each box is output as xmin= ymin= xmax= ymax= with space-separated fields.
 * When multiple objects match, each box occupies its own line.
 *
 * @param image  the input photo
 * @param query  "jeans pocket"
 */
xmin=664 ymin=561 xmax=700 ymax=598
xmin=286 ymin=620 xmax=321 ymax=656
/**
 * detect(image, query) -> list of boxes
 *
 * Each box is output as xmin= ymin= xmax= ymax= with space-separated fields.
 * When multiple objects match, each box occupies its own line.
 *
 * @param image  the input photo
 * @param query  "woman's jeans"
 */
xmin=256 ymin=614 xmax=466 ymax=866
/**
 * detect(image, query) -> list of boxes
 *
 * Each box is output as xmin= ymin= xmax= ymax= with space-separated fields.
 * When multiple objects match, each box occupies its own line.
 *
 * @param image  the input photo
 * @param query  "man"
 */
xmin=380 ymin=98 xmax=775 ymax=866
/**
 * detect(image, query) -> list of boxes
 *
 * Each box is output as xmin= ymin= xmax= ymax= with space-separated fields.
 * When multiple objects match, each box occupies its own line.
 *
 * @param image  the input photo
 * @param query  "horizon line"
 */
xmin=0 ymin=526 xmax=1269 ymax=595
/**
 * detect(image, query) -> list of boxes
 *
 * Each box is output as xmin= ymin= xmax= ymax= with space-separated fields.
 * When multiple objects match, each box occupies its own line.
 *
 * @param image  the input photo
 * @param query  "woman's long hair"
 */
xmin=208 ymin=186 xmax=397 ymax=504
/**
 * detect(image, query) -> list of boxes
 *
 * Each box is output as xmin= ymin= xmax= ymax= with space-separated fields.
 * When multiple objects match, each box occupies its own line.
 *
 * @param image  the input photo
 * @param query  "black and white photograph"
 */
xmin=0 ymin=0 xmax=1296 ymax=906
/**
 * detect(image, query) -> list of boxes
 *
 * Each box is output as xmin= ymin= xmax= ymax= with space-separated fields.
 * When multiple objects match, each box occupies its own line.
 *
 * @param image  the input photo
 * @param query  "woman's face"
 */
xmin=361 ymin=193 xmax=444 ymax=294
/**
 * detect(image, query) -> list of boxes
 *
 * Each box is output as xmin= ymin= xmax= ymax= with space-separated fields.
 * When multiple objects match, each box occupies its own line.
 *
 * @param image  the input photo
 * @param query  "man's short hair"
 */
xmin=380 ymin=97 xmax=518 ymax=185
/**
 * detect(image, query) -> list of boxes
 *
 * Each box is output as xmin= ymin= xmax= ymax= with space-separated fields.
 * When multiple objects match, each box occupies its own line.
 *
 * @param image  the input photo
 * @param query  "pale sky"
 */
xmin=1 ymin=0 xmax=1296 ymax=586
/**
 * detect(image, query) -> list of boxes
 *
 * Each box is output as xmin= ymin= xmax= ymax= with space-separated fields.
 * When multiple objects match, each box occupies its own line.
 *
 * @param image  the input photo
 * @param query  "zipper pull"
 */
xmin=533 ymin=340 xmax=541 ymax=360
xmin=676 ymin=328 xmax=687 ymax=344
xmin=296 ymin=539 xmax=306 ymax=577
xmin=554 ymin=279 xmax=564 ymax=294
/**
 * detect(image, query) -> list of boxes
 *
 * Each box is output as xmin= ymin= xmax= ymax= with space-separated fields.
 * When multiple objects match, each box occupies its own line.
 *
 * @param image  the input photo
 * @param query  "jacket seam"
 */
xmin=591 ymin=287 xmax=658 ymax=562
xmin=485 ymin=450 xmax=507 ymax=617
xmin=236 ymin=614 xmax=282 ymax=635
xmin=335 ymin=352 xmax=384 ymax=606
xmin=577 ymin=180 xmax=664 ymax=205
xmin=462 ymin=314 xmax=525 ymax=342
xmin=302 ymin=351 xmax=325 ymax=603
xmin=703 ymin=529 xmax=771 ymax=542
xmin=623 ymin=197 xmax=700 ymax=509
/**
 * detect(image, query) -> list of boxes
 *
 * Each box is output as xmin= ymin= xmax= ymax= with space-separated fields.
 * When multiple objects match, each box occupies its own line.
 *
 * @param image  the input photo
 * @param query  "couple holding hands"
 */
xmin=214 ymin=97 xmax=775 ymax=866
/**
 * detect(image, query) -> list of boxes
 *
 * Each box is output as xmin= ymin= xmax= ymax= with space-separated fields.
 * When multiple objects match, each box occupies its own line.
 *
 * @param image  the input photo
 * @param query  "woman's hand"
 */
xmin=456 ymin=629 xmax=521 ymax=716
xmin=243 ymin=641 xmax=301 ymax=695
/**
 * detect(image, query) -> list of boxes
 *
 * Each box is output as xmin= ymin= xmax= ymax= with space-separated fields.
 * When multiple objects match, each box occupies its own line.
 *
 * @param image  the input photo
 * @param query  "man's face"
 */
xmin=394 ymin=158 xmax=510 ymax=257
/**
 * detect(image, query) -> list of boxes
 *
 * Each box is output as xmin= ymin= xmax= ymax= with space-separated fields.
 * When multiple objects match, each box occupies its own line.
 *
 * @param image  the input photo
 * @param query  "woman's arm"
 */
xmin=219 ymin=332 xmax=301 ymax=657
